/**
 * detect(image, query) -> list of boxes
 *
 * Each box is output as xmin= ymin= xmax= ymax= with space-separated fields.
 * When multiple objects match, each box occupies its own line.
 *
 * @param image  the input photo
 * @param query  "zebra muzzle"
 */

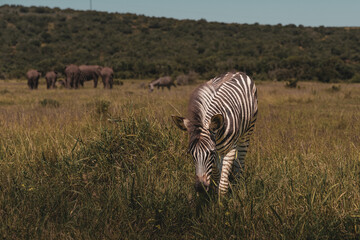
xmin=195 ymin=174 xmax=210 ymax=192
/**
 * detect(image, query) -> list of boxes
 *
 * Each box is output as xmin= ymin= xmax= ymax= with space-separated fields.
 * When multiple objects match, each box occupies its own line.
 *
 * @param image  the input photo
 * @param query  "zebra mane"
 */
xmin=187 ymin=82 xmax=215 ymax=130
xmin=186 ymin=83 xmax=217 ymax=148
xmin=211 ymin=71 xmax=248 ymax=90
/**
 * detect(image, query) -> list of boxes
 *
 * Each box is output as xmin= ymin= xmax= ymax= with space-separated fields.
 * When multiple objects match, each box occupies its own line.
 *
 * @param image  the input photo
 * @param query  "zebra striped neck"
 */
xmin=187 ymin=82 xmax=216 ymax=130
xmin=186 ymin=79 xmax=222 ymax=157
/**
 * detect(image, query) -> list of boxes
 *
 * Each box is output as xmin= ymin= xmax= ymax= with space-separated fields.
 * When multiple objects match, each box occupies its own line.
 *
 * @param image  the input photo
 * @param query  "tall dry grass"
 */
xmin=0 ymin=80 xmax=359 ymax=239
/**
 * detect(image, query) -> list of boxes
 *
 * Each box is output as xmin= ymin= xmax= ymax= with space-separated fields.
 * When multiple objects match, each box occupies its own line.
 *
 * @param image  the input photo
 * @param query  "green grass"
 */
xmin=1 ymin=80 xmax=360 ymax=239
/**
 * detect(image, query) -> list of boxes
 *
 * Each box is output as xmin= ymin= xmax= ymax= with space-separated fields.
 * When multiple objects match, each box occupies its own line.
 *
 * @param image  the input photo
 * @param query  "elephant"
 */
xmin=64 ymin=64 xmax=80 ymax=89
xmin=79 ymin=65 xmax=102 ymax=88
xmin=100 ymin=67 xmax=114 ymax=89
xmin=26 ymin=69 xmax=41 ymax=89
xmin=149 ymin=76 xmax=176 ymax=92
xmin=45 ymin=71 xmax=58 ymax=89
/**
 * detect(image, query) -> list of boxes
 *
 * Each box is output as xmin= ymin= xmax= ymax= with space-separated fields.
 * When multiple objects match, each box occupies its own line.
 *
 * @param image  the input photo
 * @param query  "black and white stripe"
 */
xmin=172 ymin=72 xmax=258 ymax=195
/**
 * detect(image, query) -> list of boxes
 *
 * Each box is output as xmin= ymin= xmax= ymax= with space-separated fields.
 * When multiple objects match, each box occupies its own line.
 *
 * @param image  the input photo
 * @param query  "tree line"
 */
xmin=1 ymin=5 xmax=360 ymax=82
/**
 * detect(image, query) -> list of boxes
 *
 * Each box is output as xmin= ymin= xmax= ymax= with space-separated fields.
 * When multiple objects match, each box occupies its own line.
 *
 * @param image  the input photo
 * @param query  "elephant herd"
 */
xmin=26 ymin=65 xmax=114 ymax=90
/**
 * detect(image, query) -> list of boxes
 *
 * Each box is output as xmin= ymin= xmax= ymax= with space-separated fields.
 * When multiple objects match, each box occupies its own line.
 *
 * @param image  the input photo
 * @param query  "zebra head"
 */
xmin=172 ymin=114 xmax=224 ymax=192
xmin=148 ymin=83 xmax=154 ymax=92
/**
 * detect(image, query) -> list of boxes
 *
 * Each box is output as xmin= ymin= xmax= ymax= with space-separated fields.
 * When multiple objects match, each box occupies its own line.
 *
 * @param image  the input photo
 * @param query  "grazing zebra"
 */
xmin=172 ymin=72 xmax=258 ymax=195
xmin=149 ymin=76 xmax=176 ymax=92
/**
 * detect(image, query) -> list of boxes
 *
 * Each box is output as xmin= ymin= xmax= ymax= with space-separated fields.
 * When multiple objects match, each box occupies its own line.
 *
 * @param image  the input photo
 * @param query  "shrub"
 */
xmin=19 ymin=7 xmax=29 ymax=13
xmin=285 ymin=78 xmax=299 ymax=88
xmin=39 ymin=99 xmax=60 ymax=108
xmin=113 ymin=79 xmax=123 ymax=86
xmin=175 ymin=74 xmax=189 ymax=85
xmin=87 ymin=99 xmax=111 ymax=116
xmin=350 ymin=73 xmax=360 ymax=83
xmin=0 ymin=89 xmax=10 ymax=94
xmin=330 ymin=85 xmax=341 ymax=92
xmin=176 ymin=71 xmax=198 ymax=85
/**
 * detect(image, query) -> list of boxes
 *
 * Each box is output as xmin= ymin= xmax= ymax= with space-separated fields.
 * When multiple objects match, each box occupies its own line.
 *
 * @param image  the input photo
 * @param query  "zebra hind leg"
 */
xmin=230 ymin=140 xmax=250 ymax=182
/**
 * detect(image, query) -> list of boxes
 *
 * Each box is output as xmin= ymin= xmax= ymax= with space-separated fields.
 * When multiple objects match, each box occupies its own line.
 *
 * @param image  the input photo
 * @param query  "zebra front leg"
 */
xmin=211 ymin=161 xmax=221 ymax=188
xmin=218 ymin=148 xmax=237 ymax=195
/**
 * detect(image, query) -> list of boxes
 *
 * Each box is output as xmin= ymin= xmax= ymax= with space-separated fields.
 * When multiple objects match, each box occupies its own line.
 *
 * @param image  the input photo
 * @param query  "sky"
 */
xmin=1 ymin=0 xmax=359 ymax=27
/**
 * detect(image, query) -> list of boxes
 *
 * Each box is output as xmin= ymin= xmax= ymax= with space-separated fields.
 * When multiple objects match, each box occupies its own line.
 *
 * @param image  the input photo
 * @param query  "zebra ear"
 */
xmin=209 ymin=114 xmax=224 ymax=132
xmin=171 ymin=116 xmax=190 ymax=131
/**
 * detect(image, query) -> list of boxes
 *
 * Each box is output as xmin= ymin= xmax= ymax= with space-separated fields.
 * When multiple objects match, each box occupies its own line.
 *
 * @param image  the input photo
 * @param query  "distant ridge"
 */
xmin=0 ymin=4 xmax=359 ymax=82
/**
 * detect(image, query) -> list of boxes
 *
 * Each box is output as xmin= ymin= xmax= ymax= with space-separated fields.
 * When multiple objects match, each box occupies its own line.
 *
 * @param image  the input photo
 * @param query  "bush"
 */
xmin=175 ymin=74 xmax=189 ymax=85
xmin=350 ymin=73 xmax=360 ymax=83
xmin=285 ymin=78 xmax=299 ymax=88
xmin=113 ymin=79 xmax=123 ymax=86
xmin=19 ymin=7 xmax=29 ymax=13
xmin=39 ymin=99 xmax=60 ymax=108
xmin=87 ymin=99 xmax=111 ymax=116
xmin=330 ymin=85 xmax=341 ymax=92
xmin=176 ymin=71 xmax=198 ymax=85
xmin=0 ymin=89 xmax=10 ymax=94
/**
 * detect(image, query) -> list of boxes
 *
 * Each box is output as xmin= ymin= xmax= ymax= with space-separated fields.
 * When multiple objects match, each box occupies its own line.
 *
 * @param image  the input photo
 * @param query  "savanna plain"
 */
xmin=1 ymin=79 xmax=360 ymax=239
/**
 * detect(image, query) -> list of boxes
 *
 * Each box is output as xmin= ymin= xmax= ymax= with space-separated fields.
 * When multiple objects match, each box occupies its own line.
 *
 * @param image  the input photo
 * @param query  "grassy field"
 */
xmin=1 ymin=79 xmax=360 ymax=239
